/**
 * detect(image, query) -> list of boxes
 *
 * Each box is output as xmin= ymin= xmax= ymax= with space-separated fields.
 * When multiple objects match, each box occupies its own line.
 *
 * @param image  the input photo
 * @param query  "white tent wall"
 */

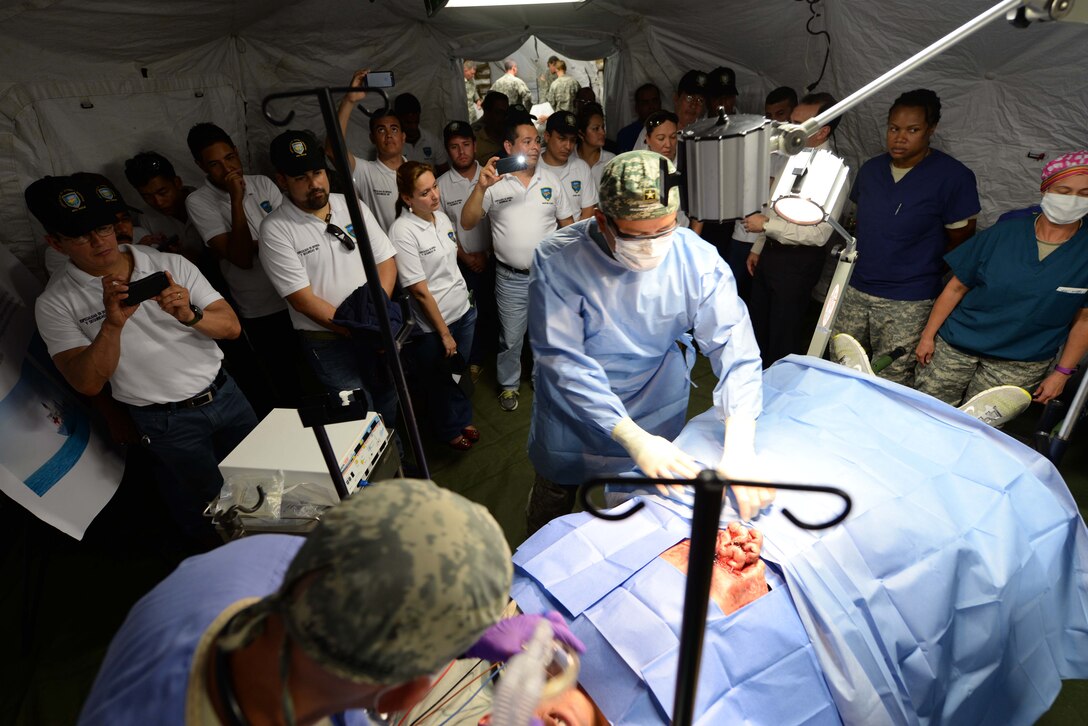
xmin=1 ymin=0 xmax=1085 ymax=275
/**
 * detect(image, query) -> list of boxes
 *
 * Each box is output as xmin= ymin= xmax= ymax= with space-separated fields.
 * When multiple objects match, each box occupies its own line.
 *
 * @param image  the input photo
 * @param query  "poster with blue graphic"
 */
xmin=0 ymin=247 xmax=122 ymax=539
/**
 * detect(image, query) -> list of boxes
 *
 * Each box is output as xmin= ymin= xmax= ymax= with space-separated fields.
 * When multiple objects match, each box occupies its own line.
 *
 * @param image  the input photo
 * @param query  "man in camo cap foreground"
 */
xmin=525 ymin=151 xmax=771 ymax=534
xmin=79 ymin=479 xmax=580 ymax=725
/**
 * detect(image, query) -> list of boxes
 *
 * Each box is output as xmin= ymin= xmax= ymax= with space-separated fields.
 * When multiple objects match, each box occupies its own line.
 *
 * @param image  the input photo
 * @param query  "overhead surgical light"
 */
xmin=425 ymin=0 xmax=585 ymax=16
xmin=770 ymin=149 xmax=850 ymax=226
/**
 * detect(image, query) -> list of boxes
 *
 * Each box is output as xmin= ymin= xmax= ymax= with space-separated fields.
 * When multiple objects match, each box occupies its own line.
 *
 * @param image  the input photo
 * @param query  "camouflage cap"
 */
xmin=598 ymin=150 xmax=680 ymax=221
xmin=280 ymin=479 xmax=512 ymax=684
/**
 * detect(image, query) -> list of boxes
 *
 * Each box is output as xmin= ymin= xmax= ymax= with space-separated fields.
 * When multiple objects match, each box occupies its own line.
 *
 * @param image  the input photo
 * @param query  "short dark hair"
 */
xmin=890 ymin=88 xmax=942 ymax=127
xmin=186 ymin=123 xmax=234 ymax=162
xmin=547 ymin=55 xmax=559 ymax=65
xmin=369 ymin=109 xmax=402 ymax=133
xmin=634 ymin=83 xmax=661 ymax=100
xmin=481 ymin=91 xmax=508 ymax=113
xmin=393 ymin=93 xmax=421 ymax=115
xmin=503 ymin=59 xmax=516 ymax=72
xmin=799 ymin=91 xmax=841 ymax=133
xmin=765 ymin=86 xmax=798 ymax=108
xmin=504 ymin=120 xmax=536 ymax=145
xmin=124 ymin=151 xmax=177 ymax=189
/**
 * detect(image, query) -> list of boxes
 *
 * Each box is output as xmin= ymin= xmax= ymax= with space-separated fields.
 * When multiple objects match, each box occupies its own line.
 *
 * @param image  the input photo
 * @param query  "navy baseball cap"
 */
xmin=25 ymin=175 xmax=118 ymax=238
xmin=269 ymin=129 xmax=326 ymax=176
xmin=443 ymin=120 xmax=475 ymax=144
xmin=708 ymin=66 xmax=739 ymax=97
xmin=545 ymin=111 xmax=578 ymax=135
xmin=677 ymin=70 xmax=709 ymax=95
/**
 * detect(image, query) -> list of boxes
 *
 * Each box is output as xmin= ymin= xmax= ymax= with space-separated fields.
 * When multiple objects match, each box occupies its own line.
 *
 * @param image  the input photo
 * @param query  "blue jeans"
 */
xmin=407 ymin=307 xmax=477 ymax=440
xmin=495 ymin=265 xmax=530 ymax=391
xmin=127 ymin=374 xmax=257 ymax=536
xmin=298 ymin=331 xmax=399 ymax=430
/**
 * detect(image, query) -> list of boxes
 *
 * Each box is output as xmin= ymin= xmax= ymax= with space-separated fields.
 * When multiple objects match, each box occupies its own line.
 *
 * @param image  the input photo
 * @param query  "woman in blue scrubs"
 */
xmin=833 ymin=89 xmax=981 ymax=386
xmin=915 ymin=151 xmax=1088 ymax=405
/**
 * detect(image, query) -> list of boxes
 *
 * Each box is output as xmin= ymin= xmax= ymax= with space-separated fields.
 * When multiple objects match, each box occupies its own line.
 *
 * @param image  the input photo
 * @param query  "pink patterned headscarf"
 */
xmin=1041 ymin=150 xmax=1088 ymax=192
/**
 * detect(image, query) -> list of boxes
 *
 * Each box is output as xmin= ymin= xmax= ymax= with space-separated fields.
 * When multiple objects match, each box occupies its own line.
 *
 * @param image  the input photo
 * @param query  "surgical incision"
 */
xmin=658 ymin=522 xmax=768 ymax=616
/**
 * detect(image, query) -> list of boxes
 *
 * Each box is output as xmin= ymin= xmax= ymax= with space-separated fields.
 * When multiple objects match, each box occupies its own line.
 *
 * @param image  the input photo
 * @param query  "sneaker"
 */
xmin=498 ymin=390 xmax=519 ymax=412
xmin=830 ymin=333 xmax=874 ymax=375
xmin=958 ymin=385 xmax=1031 ymax=428
xmin=469 ymin=364 xmax=483 ymax=384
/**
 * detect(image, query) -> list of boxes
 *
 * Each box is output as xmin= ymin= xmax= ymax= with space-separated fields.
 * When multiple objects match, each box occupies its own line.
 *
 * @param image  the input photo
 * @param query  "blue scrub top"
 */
xmin=850 ymin=149 xmax=980 ymax=301
xmin=941 ymin=215 xmax=1088 ymax=361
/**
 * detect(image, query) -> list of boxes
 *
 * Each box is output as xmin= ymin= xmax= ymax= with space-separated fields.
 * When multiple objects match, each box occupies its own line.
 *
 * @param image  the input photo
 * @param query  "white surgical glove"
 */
xmin=612 ymin=417 xmax=702 ymax=481
xmin=716 ymin=415 xmax=776 ymax=520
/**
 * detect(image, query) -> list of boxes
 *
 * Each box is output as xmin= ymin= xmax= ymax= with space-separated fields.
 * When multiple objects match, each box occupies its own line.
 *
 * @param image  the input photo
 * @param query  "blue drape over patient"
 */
xmin=513 ymin=357 xmax=1088 ymax=725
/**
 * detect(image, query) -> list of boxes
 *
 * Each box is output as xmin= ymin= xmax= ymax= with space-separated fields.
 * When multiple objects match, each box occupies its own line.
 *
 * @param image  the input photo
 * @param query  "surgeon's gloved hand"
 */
xmin=463 ymin=611 xmax=585 ymax=663
xmin=717 ymin=415 xmax=776 ymax=520
xmin=612 ymin=416 xmax=701 ymax=480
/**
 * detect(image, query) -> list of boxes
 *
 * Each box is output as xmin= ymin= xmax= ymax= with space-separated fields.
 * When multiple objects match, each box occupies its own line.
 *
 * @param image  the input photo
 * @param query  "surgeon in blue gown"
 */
xmin=525 ymin=150 xmax=769 ymax=534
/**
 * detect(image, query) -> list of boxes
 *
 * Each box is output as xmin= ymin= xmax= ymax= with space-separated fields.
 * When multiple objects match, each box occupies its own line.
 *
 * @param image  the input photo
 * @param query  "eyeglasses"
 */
xmin=606 ymin=217 xmax=678 ymax=242
xmin=62 ymin=224 xmax=116 ymax=246
xmin=646 ymin=114 xmax=679 ymax=130
xmin=679 ymin=94 xmax=706 ymax=106
xmin=325 ymin=216 xmax=356 ymax=251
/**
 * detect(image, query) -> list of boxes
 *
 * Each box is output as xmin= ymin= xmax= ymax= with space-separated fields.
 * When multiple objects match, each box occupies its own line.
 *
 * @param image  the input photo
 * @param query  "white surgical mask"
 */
xmin=1040 ymin=192 xmax=1088 ymax=225
xmin=606 ymin=217 xmax=676 ymax=272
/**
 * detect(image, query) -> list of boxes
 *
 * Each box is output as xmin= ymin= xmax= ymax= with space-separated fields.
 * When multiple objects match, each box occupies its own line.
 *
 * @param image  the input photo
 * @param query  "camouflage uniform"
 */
xmin=597 ymin=150 xmax=680 ymax=219
xmin=832 ymin=286 xmax=932 ymax=386
xmin=465 ymin=77 xmax=480 ymax=123
xmin=491 ymin=73 xmax=533 ymax=110
xmin=546 ymin=74 xmax=580 ymax=113
xmin=915 ymin=335 xmax=1052 ymax=406
xmin=221 ymin=478 xmax=512 ymax=685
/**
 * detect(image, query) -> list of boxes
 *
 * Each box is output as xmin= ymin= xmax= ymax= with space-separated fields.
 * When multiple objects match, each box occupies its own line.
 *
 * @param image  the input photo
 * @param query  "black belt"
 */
xmin=139 ymin=369 xmax=228 ymax=412
xmin=496 ymin=260 xmax=530 ymax=276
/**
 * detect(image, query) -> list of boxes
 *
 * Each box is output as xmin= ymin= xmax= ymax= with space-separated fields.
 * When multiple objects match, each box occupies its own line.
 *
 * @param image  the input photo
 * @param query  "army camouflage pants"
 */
xmin=915 ymin=336 xmax=1052 ymax=406
xmin=832 ymin=286 xmax=933 ymax=386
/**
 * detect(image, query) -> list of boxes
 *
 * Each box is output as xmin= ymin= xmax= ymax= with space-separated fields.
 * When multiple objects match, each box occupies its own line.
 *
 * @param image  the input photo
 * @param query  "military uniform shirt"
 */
xmin=546 ymin=75 xmax=580 ymax=113
xmin=491 ymin=73 xmax=533 ymax=109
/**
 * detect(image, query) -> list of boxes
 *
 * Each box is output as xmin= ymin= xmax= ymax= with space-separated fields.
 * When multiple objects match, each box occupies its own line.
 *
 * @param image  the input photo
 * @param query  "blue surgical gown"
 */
xmin=527 ymin=220 xmax=763 ymax=486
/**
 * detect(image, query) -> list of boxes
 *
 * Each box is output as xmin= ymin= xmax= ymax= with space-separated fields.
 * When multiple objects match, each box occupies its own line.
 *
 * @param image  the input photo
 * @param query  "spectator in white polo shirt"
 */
xmin=28 ymin=174 xmax=256 ymax=540
xmin=394 ymin=92 xmax=449 ymax=172
xmin=184 ymin=122 xmax=300 ymax=411
xmin=390 ymin=161 xmax=480 ymax=450
xmin=258 ymin=130 xmax=399 ymax=424
xmin=331 ymin=70 xmax=406 ymax=232
xmin=540 ymin=110 xmax=598 ymax=221
xmin=461 ymin=112 xmax=575 ymax=412
xmin=438 ymin=120 xmax=496 ymax=383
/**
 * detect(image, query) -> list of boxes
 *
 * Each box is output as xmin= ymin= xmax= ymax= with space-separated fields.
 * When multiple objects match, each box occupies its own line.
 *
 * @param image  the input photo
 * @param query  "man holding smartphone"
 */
xmin=461 ymin=112 xmax=575 ymax=412
xmin=29 ymin=174 xmax=257 ymax=541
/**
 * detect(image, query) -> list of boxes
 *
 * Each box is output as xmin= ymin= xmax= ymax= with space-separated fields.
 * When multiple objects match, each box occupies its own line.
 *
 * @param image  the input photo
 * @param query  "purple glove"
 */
xmin=464 ymin=611 xmax=586 ymax=662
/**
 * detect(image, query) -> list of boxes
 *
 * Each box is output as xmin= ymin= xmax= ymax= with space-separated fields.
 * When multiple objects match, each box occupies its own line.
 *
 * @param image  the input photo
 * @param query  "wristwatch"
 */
xmin=182 ymin=304 xmax=204 ymax=327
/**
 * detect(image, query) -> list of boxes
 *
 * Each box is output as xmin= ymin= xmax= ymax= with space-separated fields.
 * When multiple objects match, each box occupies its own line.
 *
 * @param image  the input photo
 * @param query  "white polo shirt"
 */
xmin=138 ymin=196 xmax=205 ymax=261
xmin=405 ymin=128 xmax=449 ymax=168
xmin=540 ymin=155 xmax=599 ymax=219
xmin=389 ymin=210 xmax=471 ymax=332
xmin=258 ymin=193 xmax=395 ymax=333
xmin=351 ymin=156 xmax=403 ymax=232
xmin=185 ymin=175 xmax=287 ymax=319
xmin=34 ymin=245 xmax=224 ymax=407
xmin=438 ymin=162 xmax=492 ymax=254
xmin=481 ymin=167 xmax=574 ymax=271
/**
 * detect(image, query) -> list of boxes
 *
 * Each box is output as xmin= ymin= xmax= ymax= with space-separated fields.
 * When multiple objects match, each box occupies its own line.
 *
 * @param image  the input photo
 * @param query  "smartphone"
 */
xmin=363 ymin=71 xmax=395 ymax=89
xmin=122 ymin=271 xmax=169 ymax=307
xmin=495 ymin=155 xmax=528 ymax=175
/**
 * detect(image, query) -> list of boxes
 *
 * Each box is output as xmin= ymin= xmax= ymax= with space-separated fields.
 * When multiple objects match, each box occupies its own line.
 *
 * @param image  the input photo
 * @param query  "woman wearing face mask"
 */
xmin=914 ymin=151 xmax=1088 ymax=406
xmin=576 ymin=103 xmax=615 ymax=190
xmin=390 ymin=161 xmax=480 ymax=450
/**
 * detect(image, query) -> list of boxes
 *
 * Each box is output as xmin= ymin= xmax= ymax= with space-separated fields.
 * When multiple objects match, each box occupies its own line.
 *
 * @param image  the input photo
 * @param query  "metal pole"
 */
xmin=313 ymin=423 xmax=351 ymax=500
xmin=670 ymin=471 xmax=725 ymax=726
xmin=315 ymin=88 xmax=430 ymax=480
xmin=807 ymin=216 xmax=857 ymax=358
